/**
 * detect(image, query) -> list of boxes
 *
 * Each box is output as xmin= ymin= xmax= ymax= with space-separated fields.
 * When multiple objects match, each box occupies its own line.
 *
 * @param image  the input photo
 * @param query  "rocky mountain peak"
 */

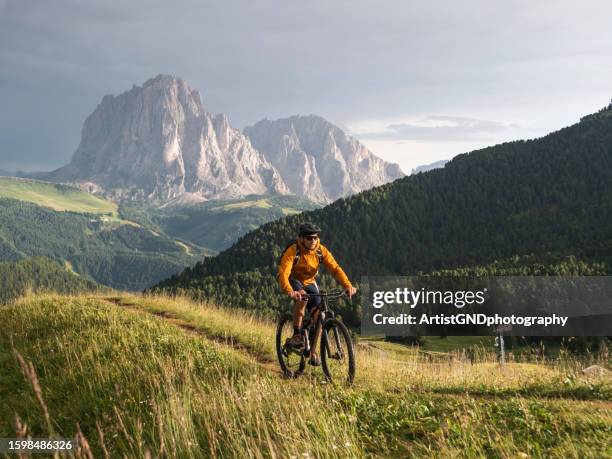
xmin=46 ymin=76 xmax=289 ymax=205
xmin=43 ymin=76 xmax=403 ymax=206
xmin=244 ymin=115 xmax=404 ymax=203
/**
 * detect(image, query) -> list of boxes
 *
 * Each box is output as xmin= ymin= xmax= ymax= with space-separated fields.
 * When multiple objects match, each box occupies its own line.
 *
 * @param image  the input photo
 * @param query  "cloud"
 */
xmin=357 ymin=115 xmax=521 ymax=142
xmin=1 ymin=0 xmax=611 ymax=171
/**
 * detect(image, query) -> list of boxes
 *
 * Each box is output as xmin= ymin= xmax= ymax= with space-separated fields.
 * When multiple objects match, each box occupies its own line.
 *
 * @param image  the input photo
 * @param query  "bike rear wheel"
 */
xmin=321 ymin=318 xmax=355 ymax=385
xmin=276 ymin=314 xmax=306 ymax=378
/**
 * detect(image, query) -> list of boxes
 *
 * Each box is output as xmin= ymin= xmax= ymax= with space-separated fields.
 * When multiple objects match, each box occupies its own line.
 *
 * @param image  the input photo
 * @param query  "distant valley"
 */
xmin=119 ymin=194 xmax=319 ymax=252
xmin=0 ymin=177 xmax=200 ymax=291
xmin=0 ymin=177 xmax=318 ymax=293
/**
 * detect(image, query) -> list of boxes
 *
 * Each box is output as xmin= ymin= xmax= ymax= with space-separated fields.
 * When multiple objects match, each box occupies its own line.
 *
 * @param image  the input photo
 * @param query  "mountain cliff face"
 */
xmin=46 ymin=75 xmax=403 ymax=206
xmin=47 ymin=75 xmax=289 ymax=205
xmin=244 ymin=115 xmax=404 ymax=203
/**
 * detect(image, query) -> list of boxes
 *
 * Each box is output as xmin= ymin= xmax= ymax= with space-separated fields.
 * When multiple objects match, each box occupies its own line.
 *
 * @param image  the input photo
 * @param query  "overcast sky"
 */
xmin=1 ymin=0 xmax=611 ymax=174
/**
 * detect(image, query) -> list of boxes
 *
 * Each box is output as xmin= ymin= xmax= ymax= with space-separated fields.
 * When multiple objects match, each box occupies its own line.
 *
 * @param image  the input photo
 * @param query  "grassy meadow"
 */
xmin=0 ymin=177 xmax=118 ymax=217
xmin=1 ymin=293 xmax=610 ymax=458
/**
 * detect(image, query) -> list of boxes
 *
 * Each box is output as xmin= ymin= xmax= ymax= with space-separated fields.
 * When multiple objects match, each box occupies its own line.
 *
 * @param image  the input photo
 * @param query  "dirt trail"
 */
xmin=95 ymin=297 xmax=612 ymax=404
xmin=98 ymin=297 xmax=282 ymax=375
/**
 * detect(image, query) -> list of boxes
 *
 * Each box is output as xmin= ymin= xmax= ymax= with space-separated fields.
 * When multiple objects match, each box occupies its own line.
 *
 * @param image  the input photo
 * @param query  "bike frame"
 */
xmin=300 ymin=291 xmax=345 ymax=360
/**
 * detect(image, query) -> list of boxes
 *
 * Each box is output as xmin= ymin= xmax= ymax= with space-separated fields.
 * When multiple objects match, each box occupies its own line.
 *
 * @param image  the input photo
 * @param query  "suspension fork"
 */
xmin=321 ymin=318 xmax=344 ymax=360
xmin=328 ymin=325 xmax=344 ymax=359
xmin=319 ymin=300 xmax=332 ymax=360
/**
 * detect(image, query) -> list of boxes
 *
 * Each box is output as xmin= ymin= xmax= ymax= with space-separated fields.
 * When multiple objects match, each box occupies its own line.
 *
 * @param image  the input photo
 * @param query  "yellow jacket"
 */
xmin=278 ymin=239 xmax=353 ymax=295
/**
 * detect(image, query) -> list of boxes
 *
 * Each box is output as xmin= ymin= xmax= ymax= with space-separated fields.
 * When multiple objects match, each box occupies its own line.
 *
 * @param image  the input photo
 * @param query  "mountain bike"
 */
xmin=276 ymin=290 xmax=355 ymax=385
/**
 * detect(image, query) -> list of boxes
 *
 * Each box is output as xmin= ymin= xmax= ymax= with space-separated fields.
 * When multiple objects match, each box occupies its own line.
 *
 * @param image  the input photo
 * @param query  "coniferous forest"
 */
xmin=151 ymin=104 xmax=612 ymax=323
xmin=0 ymin=198 xmax=197 ymax=291
xmin=0 ymin=257 xmax=100 ymax=303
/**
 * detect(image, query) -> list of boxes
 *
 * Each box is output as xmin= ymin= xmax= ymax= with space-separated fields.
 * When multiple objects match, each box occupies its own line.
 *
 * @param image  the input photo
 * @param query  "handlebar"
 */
xmin=301 ymin=290 xmax=346 ymax=299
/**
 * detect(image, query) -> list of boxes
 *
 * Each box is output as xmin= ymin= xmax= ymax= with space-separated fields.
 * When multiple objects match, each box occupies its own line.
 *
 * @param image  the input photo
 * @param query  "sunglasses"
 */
xmin=303 ymin=235 xmax=319 ymax=241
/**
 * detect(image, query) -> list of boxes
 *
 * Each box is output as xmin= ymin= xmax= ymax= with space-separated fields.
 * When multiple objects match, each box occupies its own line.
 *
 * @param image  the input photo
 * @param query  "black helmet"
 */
xmin=299 ymin=222 xmax=321 ymax=237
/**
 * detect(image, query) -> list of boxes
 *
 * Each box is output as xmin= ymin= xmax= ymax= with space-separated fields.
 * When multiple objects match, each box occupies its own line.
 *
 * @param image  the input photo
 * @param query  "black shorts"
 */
xmin=289 ymin=279 xmax=321 ymax=312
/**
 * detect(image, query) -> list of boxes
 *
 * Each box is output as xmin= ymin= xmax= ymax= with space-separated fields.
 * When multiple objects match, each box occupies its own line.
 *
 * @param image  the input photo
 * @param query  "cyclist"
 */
xmin=278 ymin=222 xmax=357 ymax=366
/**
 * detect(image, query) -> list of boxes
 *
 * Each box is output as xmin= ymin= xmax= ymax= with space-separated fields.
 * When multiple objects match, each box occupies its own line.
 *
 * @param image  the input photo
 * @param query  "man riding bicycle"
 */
xmin=278 ymin=222 xmax=357 ymax=366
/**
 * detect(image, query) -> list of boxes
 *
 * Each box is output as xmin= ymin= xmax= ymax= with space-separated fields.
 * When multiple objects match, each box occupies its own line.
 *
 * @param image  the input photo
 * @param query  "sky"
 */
xmin=1 ymin=0 xmax=611 ymax=174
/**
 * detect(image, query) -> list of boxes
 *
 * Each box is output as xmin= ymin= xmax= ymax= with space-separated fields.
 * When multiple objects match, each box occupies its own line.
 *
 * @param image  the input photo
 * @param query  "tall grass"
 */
xmin=1 ymin=295 xmax=362 ymax=457
xmin=120 ymin=292 xmax=610 ymax=398
xmin=1 ymin=293 xmax=610 ymax=457
xmin=115 ymin=293 xmax=276 ymax=361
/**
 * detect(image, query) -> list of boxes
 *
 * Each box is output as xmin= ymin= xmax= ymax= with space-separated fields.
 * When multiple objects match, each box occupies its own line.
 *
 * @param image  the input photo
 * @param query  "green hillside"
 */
xmin=0 ymin=176 xmax=118 ymax=216
xmin=120 ymin=194 xmax=320 ymax=252
xmin=151 ymin=103 xmax=612 ymax=315
xmin=0 ymin=178 xmax=308 ymax=291
xmin=0 ymin=198 xmax=201 ymax=290
xmin=1 ymin=293 xmax=609 ymax=457
xmin=0 ymin=257 xmax=100 ymax=303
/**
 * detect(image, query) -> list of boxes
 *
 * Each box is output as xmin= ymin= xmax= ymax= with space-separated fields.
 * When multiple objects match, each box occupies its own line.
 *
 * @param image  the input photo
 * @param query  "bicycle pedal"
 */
xmin=284 ymin=345 xmax=302 ymax=355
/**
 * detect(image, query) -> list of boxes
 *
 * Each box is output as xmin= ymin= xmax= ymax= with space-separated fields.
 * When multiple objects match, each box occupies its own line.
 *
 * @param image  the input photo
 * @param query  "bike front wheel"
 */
xmin=321 ymin=318 xmax=355 ymax=385
xmin=276 ymin=313 xmax=306 ymax=378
